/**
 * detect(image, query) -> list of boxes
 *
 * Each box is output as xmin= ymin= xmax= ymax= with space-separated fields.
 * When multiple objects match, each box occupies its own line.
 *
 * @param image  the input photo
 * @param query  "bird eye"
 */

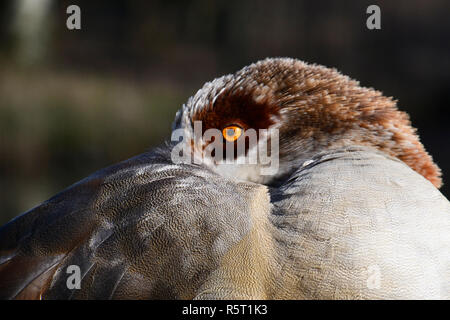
xmin=222 ymin=125 xmax=242 ymax=142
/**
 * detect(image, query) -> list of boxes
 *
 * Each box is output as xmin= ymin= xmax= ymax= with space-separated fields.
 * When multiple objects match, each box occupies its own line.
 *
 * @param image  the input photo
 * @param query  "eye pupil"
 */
xmin=223 ymin=125 xmax=242 ymax=142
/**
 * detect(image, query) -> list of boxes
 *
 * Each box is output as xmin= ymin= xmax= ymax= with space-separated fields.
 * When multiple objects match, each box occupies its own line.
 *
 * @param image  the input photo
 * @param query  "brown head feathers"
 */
xmin=183 ymin=58 xmax=442 ymax=188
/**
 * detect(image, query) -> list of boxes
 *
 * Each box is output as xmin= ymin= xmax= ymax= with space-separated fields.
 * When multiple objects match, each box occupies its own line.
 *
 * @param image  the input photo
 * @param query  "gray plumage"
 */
xmin=268 ymin=146 xmax=450 ymax=299
xmin=0 ymin=147 xmax=268 ymax=299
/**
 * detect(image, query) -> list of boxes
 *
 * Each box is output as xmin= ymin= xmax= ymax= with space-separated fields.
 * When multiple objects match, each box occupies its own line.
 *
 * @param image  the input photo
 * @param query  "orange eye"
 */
xmin=222 ymin=125 xmax=243 ymax=142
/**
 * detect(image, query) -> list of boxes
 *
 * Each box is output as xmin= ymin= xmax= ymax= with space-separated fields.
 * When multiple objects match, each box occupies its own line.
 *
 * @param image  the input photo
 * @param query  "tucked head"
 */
xmin=172 ymin=58 xmax=442 ymax=188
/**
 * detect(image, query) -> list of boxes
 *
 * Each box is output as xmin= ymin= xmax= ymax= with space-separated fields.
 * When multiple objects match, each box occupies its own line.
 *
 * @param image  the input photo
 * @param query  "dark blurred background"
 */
xmin=0 ymin=0 xmax=449 ymax=224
